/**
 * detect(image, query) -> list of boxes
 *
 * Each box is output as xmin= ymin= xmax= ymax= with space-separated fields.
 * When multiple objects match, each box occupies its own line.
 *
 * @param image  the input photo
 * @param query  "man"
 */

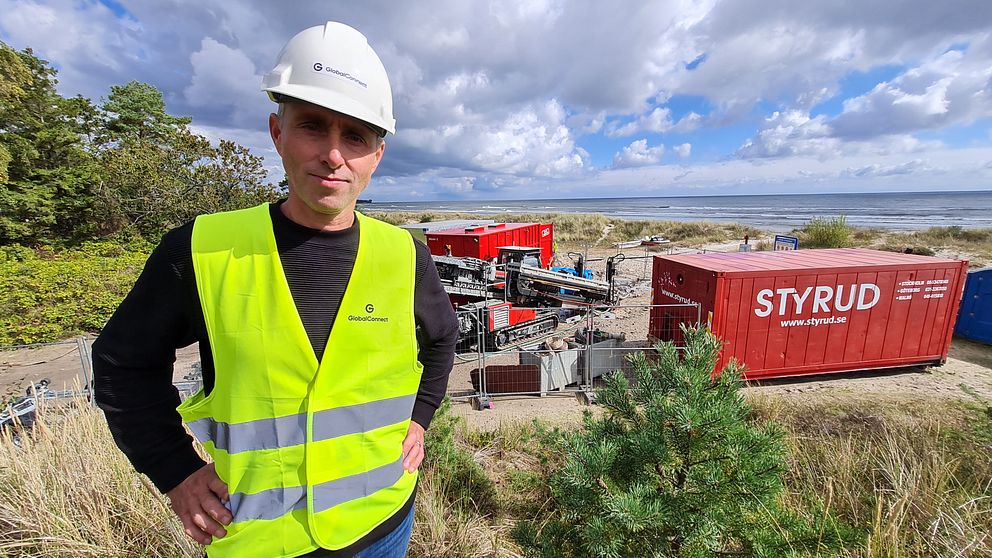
xmin=93 ymin=22 xmax=458 ymax=558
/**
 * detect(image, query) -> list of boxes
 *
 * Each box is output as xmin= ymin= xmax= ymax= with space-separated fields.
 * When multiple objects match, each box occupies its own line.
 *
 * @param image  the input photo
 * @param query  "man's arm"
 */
xmin=402 ymin=241 xmax=458 ymax=472
xmin=410 ymin=241 xmax=459 ymax=430
xmin=92 ymin=225 xmax=206 ymax=494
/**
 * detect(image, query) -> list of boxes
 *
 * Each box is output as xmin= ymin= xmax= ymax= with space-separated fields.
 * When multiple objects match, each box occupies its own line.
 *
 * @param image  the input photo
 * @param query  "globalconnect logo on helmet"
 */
xmin=348 ymin=303 xmax=388 ymax=323
xmin=311 ymin=62 xmax=368 ymax=88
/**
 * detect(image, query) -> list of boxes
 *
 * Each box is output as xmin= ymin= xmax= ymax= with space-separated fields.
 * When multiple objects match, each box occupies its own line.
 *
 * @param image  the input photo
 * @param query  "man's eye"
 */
xmin=344 ymin=133 xmax=368 ymax=145
xmin=299 ymin=122 xmax=320 ymax=131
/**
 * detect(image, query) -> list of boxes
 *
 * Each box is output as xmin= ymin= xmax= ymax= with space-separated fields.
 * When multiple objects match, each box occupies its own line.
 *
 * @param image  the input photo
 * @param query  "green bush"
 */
xmin=515 ymin=326 xmax=857 ymax=557
xmin=0 ymin=240 xmax=150 ymax=345
xmin=800 ymin=216 xmax=853 ymax=248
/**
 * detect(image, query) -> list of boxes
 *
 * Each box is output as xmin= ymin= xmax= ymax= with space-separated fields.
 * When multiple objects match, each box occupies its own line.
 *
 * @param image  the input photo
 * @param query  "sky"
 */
xmin=2 ymin=0 xmax=991 ymax=201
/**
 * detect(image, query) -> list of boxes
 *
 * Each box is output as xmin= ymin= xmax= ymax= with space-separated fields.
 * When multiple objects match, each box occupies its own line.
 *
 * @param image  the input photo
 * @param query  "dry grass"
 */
xmin=883 ymin=227 xmax=992 ymax=267
xmin=411 ymin=466 xmax=523 ymax=558
xmin=3 ymin=393 xmax=990 ymax=557
xmin=0 ymin=397 xmax=198 ymax=558
xmin=367 ymin=210 xmax=763 ymax=250
xmin=371 ymin=210 xmax=992 ymax=266
xmin=752 ymin=396 xmax=992 ymax=558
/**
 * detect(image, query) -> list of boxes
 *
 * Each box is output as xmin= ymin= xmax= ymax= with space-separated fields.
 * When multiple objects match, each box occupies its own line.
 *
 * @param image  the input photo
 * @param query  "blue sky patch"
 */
xmin=811 ymin=64 xmax=907 ymax=118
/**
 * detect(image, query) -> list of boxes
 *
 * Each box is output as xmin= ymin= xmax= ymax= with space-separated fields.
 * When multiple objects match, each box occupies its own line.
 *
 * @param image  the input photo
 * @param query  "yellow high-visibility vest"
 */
xmin=178 ymin=203 xmax=422 ymax=558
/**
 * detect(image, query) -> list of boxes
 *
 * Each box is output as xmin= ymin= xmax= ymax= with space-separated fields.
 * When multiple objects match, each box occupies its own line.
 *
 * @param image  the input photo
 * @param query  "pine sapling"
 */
xmin=515 ymin=325 xmax=857 ymax=557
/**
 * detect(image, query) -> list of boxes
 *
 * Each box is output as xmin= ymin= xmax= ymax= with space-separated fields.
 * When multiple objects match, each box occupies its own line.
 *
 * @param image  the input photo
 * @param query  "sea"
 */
xmin=367 ymin=190 xmax=992 ymax=232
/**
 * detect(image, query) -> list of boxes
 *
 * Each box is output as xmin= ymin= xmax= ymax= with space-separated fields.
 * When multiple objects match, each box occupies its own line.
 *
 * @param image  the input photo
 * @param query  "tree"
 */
xmin=1 ymin=44 xmax=278 ymax=245
xmin=100 ymin=81 xmax=191 ymax=144
xmin=97 ymin=82 xmax=278 ymax=239
xmin=0 ymin=42 xmax=104 ymax=245
xmin=193 ymin=139 xmax=279 ymax=215
xmin=516 ymin=326 xmax=858 ymax=557
xmin=99 ymin=128 xmax=213 ymax=237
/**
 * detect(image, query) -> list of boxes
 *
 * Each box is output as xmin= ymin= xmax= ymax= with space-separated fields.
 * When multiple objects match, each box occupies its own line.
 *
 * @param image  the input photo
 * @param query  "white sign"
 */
xmin=773 ymin=235 xmax=800 ymax=251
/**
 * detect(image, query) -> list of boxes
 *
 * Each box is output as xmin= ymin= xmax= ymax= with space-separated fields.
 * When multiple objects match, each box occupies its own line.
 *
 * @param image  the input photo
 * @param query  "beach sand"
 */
xmin=449 ymin=240 xmax=992 ymax=430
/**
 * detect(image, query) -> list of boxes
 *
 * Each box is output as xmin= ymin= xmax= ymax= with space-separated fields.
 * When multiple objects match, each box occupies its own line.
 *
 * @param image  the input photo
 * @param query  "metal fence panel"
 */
xmin=447 ymin=302 xmax=701 ymax=408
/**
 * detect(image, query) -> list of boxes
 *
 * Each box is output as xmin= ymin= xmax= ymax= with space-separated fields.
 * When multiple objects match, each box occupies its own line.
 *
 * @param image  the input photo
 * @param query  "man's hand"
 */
xmin=166 ymin=463 xmax=232 ymax=545
xmin=401 ymin=421 xmax=426 ymax=473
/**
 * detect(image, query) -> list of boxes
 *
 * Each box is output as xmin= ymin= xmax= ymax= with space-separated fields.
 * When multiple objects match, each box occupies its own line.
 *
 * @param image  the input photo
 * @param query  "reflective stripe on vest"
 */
xmin=227 ymin=457 xmax=404 ymax=523
xmin=180 ymin=204 xmax=421 ymax=558
xmin=186 ymin=394 xmax=416 ymax=454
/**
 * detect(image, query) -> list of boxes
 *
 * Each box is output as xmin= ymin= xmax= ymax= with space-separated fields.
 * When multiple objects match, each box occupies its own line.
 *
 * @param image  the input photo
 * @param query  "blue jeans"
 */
xmin=353 ymin=506 xmax=415 ymax=558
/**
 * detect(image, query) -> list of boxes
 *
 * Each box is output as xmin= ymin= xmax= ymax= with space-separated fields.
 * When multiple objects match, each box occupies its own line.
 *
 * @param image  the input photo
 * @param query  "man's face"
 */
xmin=269 ymin=100 xmax=384 ymax=228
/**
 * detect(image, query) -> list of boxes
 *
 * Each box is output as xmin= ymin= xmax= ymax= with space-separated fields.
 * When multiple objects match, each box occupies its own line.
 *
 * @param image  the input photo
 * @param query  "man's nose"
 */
xmin=321 ymin=134 xmax=347 ymax=168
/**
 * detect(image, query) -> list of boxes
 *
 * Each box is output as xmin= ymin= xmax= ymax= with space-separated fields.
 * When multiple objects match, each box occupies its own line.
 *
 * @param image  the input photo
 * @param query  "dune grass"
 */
xmin=3 ymin=391 xmax=989 ymax=557
xmin=798 ymin=216 xmax=854 ymax=248
xmin=0 ymin=397 xmax=197 ymax=557
xmin=372 ymin=210 xmax=992 ymax=266
xmin=754 ymin=395 xmax=992 ymax=557
xmin=368 ymin=210 xmax=763 ymax=249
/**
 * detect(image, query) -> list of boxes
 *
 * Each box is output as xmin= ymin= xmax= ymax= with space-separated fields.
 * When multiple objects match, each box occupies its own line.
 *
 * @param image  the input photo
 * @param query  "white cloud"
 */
xmin=832 ymin=39 xmax=992 ymax=138
xmin=4 ymin=0 xmax=992 ymax=200
xmin=392 ymin=99 xmax=588 ymax=178
xmin=677 ymin=0 xmax=992 ymax=115
xmin=0 ymin=0 xmax=142 ymax=101
xmin=737 ymin=109 xmax=945 ymax=159
xmin=736 ymin=111 xmax=838 ymax=158
xmin=606 ymin=108 xmax=704 ymax=137
xmin=583 ymin=147 xmax=992 ymax=199
xmin=841 ymin=159 xmax=935 ymax=178
xmin=612 ymin=139 xmax=666 ymax=168
xmin=184 ymin=38 xmax=271 ymax=128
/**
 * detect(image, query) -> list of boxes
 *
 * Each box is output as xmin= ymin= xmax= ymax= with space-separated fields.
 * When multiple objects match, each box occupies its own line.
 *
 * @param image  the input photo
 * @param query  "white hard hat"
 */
xmin=262 ymin=22 xmax=395 ymax=135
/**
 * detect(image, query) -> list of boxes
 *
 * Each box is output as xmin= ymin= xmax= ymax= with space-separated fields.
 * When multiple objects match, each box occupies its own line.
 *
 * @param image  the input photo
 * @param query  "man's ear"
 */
xmin=369 ymin=138 xmax=385 ymax=174
xmin=268 ymin=113 xmax=283 ymax=156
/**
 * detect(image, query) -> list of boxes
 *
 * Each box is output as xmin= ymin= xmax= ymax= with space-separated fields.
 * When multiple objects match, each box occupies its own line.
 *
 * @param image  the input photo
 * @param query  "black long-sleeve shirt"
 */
xmin=93 ymin=203 xmax=458 ymax=557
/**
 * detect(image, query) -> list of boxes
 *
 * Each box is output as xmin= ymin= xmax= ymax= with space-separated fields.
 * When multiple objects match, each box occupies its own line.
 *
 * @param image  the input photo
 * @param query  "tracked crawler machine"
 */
xmin=432 ymin=243 xmax=619 ymax=351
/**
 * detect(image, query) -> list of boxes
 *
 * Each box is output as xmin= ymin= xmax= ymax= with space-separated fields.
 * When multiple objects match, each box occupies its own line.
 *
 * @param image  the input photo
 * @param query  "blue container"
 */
xmin=955 ymin=267 xmax=992 ymax=344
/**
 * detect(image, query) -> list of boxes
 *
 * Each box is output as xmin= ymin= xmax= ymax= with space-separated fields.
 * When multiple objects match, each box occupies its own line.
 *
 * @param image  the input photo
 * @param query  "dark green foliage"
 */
xmin=0 ymin=42 xmax=285 ymax=343
xmin=0 ymin=42 xmax=105 ymax=245
xmin=1 ymin=42 xmax=280 ymax=248
xmin=0 ymin=240 xmax=151 ymax=345
xmin=100 ymin=81 xmax=192 ymax=144
xmin=422 ymin=398 xmax=499 ymax=517
xmin=798 ymin=216 xmax=852 ymax=248
xmin=516 ymin=326 xmax=856 ymax=557
xmin=95 ymin=80 xmax=279 ymax=239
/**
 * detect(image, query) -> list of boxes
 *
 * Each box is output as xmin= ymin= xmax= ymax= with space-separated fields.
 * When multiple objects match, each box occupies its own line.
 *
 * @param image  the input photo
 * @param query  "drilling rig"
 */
xmin=433 ymin=245 xmax=619 ymax=351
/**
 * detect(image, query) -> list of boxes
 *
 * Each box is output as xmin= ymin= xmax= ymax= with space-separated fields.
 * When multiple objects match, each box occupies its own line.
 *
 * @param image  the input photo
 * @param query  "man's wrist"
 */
xmin=146 ymin=449 xmax=208 ymax=494
xmin=411 ymin=403 xmax=436 ymax=432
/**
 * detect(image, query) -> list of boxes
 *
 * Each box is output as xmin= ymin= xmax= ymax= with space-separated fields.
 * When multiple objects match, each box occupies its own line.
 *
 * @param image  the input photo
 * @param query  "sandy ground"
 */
xmin=449 ymin=240 xmax=992 ymax=430
xmin=2 ymin=238 xmax=990 ymax=433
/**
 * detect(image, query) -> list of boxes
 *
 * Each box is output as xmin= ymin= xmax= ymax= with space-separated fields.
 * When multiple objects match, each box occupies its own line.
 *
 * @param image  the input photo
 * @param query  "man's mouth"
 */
xmin=311 ymin=173 xmax=349 ymax=183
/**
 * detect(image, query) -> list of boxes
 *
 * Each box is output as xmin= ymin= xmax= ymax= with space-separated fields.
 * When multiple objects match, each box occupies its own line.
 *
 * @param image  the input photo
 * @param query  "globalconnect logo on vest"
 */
xmin=348 ymin=303 xmax=389 ymax=323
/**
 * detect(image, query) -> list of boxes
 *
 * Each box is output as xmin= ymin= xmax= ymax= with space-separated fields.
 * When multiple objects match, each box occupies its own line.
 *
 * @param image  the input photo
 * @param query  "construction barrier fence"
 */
xmin=448 ymin=302 xmax=700 ymax=408
xmin=0 ymin=338 xmax=203 ymax=427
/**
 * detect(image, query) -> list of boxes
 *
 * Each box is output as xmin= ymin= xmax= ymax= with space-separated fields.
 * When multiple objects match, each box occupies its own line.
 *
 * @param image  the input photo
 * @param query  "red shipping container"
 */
xmin=426 ymin=222 xmax=555 ymax=268
xmin=649 ymin=248 xmax=968 ymax=380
